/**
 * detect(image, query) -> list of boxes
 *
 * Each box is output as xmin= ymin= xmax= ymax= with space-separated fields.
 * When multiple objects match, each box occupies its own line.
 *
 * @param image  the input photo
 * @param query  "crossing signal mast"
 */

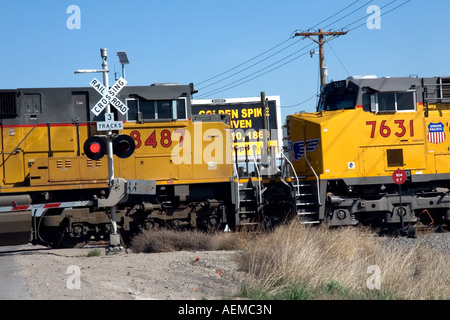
xmin=293 ymin=29 xmax=347 ymax=87
xmin=75 ymin=48 xmax=135 ymax=253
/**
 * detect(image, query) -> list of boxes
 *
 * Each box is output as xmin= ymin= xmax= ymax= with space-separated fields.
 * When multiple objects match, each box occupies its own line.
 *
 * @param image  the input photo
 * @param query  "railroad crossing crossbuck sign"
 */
xmin=90 ymin=77 xmax=128 ymax=116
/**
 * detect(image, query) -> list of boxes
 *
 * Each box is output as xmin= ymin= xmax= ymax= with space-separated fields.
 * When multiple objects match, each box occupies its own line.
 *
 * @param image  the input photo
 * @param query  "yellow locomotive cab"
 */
xmin=285 ymin=76 xmax=450 ymax=229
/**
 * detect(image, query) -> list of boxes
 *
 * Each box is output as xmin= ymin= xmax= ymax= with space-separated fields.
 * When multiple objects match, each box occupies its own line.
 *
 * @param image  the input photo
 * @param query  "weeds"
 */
xmin=235 ymin=221 xmax=450 ymax=300
xmin=129 ymin=222 xmax=450 ymax=300
xmin=86 ymin=248 xmax=102 ymax=257
xmin=129 ymin=229 xmax=245 ymax=253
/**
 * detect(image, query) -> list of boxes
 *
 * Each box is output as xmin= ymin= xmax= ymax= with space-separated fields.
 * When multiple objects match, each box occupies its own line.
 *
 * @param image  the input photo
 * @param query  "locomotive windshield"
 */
xmin=317 ymin=92 xmax=356 ymax=111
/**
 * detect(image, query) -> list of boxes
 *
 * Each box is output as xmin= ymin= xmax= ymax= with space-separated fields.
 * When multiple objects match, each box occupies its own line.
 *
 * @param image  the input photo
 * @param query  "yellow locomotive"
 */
xmin=0 ymin=83 xmax=236 ymax=246
xmin=284 ymin=75 xmax=450 ymax=232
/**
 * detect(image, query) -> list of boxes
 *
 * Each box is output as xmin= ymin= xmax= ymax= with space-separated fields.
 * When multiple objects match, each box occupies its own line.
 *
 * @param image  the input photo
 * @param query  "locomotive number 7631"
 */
xmin=365 ymin=120 xmax=414 ymax=138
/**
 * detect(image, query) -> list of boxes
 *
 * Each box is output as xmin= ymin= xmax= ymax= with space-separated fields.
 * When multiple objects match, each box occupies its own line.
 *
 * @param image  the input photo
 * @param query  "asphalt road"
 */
xmin=0 ymin=245 xmax=31 ymax=300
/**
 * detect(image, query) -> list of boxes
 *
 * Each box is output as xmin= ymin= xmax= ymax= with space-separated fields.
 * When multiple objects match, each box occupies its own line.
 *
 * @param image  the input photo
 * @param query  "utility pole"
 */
xmin=294 ymin=29 xmax=347 ymax=87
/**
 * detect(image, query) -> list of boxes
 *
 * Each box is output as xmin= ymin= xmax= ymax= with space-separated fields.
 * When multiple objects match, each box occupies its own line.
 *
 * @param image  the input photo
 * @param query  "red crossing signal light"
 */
xmin=83 ymin=135 xmax=135 ymax=160
xmin=83 ymin=136 xmax=107 ymax=160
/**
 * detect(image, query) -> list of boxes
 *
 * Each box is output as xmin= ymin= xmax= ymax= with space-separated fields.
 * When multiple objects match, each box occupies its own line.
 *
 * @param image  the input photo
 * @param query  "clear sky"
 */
xmin=0 ymin=0 xmax=447 ymax=120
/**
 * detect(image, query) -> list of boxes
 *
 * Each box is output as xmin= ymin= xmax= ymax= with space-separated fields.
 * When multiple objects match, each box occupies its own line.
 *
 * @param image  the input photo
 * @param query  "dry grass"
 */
xmin=236 ymin=221 xmax=450 ymax=300
xmin=129 ymin=228 xmax=245 ymax=253
xmin=129 ymin=222 xmax=450 ymax=300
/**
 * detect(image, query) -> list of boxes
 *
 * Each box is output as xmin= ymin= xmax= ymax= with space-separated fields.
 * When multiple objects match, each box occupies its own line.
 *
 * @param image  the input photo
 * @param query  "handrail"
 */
xmin=301 ymin=122 xmax=321 ymax=206
xmin=233 ymin=146 xmax=240 ymax=210
xmin=304 ymin=155 xmax=321 ymax=206
xmin=423 ymin=81 xmax=450 ymax=102
xmin=251 ymin=145 xmax=262 ymax=204
xmin=280 ymin=152 xmax=299 ymax=196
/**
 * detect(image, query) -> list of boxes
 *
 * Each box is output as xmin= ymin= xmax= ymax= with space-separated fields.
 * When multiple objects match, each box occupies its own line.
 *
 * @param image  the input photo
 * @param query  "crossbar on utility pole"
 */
xmin=294 ymin=29 xmax=347 ymax=87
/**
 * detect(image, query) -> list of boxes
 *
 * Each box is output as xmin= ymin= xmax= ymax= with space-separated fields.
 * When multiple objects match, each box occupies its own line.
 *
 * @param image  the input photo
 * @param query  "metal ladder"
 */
xmin=292 ymin=180 xmax=320 ymax=224
xmin=281 ymin=153 xmax=321 ymax=225
xmin=236 ymin=177 xmax=261 ymax=226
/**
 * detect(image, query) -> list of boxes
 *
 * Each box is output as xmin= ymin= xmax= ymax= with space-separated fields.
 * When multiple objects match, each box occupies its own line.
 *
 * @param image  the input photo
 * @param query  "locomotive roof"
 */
xmin=0 ymin=83 xmax=196 ymax=125
xmin=0 ymin=83 xmax=195 ymax=100
xmin=328 ymin=75 xmax=450 ymax=93
xmin=317 ymin=76 xmax=450 ymax=112
xmin=345 ymin=76 xmax=423 ymax=92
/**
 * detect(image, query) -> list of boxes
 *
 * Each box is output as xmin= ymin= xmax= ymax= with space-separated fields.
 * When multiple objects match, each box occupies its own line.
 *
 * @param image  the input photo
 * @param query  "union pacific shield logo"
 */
xmin=427 ymin=122 xmax=446 ymax=144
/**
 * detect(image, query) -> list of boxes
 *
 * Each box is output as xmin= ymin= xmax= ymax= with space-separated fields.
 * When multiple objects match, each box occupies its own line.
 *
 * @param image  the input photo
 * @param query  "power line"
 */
xmin=322 ymin=0 xmax=374 ymax=30
xmin=196 ymin=38 xmax=303 ymax=91
xmin=313 ymin=0 xmax=409 ymax=73
xmin=197 ymin=44 xmax=312 ymax=99
xmin=341 ymin=0 xmax=405 ymax=31
xmin=195 ymin=0 xmax=411 ymax=99
xmin=293 ymin=29 xmax=348 ymax=87
xmin=195 ymin=42 xmax=316 ymax=99
xmin=279 ymin=0 xmax=412 ymax=111
xmin=327 ymin=42 xmax=351 ymax=76
xmin=195 ymin=0 xmax=365 ymax=89
xmin=280 ymin=93 xmax=318 ymax=108
xmin=308 ymin=0 xmax=363 ymax=30
xmin=196 ymin=37 xmax=294 ymax=87
xmin=322 ymin=0 xmax=410 ymax=62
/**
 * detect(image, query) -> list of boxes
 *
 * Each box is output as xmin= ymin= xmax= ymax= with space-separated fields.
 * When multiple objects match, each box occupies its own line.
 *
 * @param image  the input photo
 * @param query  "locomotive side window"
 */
xmin=396 ymin=92 xmax=415 ymax=111
xmin=370 ymin=91 xmax=416 ymax=113
xmin=377 ymin=93 xmax=396 ymax=112
xmin=126 ymin=99 xmax=138 ymax=121
xmin=176 ymin=98 xmax=186 ymax=119
xmin=126 ymin=98 xmax=187 ymax=122
xmin=141 ymin=100 xmax=156 ymax=119
xmin=156 ymin=100 xmax=172 ymax=119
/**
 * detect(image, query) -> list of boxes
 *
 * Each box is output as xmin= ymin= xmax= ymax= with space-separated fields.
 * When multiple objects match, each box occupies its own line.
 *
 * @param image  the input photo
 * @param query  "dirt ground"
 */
xmin=12 ymin=244 xmax=247 ymax=300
